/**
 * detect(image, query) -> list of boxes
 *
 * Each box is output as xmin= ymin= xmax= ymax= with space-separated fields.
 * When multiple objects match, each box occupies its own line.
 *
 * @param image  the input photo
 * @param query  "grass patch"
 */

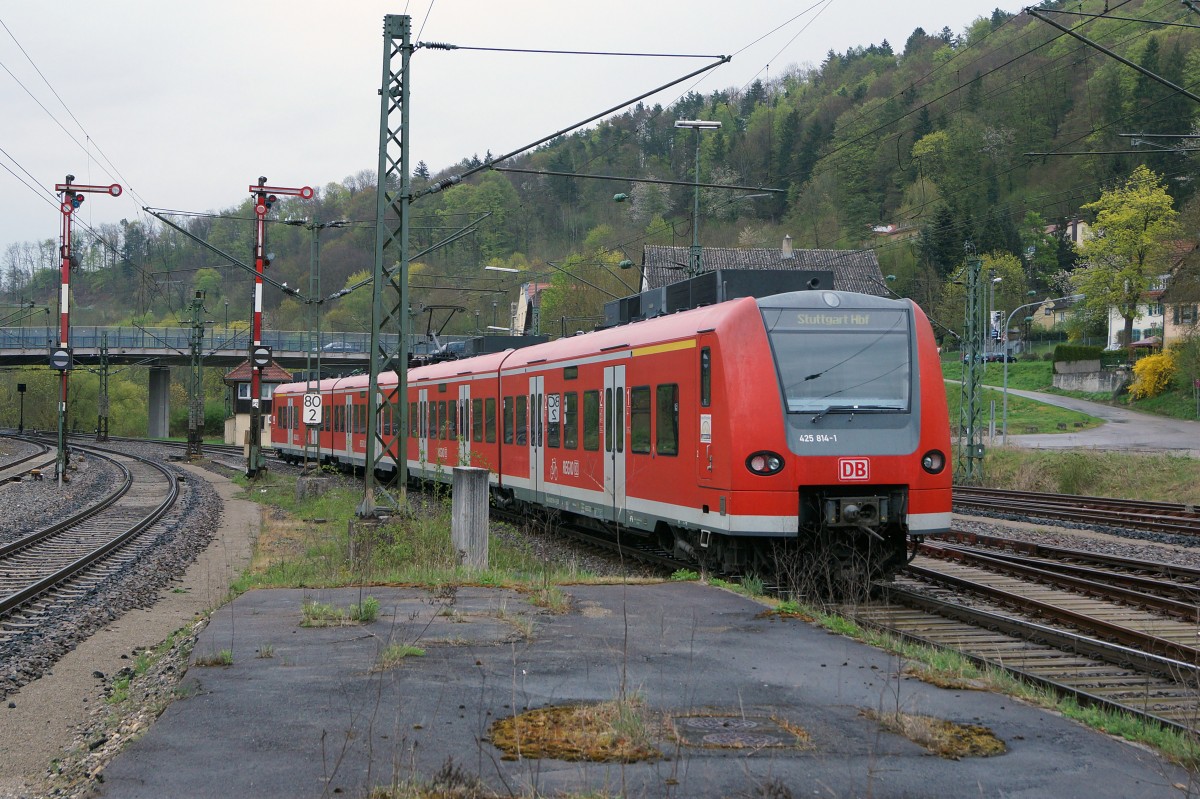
xmin=669 ymin=568 xmax=699 ymax=581
xmin=944 ymin=381 xmax=1100 ymax=435
xmin=863 ymin=708 xmax=1005 ymax=759
xmin=489 ymin=697 xmax=660 ymax=763
xmin=372 ymin=643 xmax=426 ymax=671
xmin=527 ymin=585 xmax=571 ymax=614
xmin=300 ymin=596 xmax=380 ymax=626
xmin=228 ymin=479 xmax=604 ymax=596
xmin=193 ymin=648 xmax=233 ymax=667
xmin=982 ymin=448 xmax=1200 ymax=504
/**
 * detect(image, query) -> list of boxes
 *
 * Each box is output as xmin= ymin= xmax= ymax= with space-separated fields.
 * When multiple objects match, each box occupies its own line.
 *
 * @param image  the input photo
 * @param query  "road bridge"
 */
xmin=0 ymin=326 xmax=459 ymax=438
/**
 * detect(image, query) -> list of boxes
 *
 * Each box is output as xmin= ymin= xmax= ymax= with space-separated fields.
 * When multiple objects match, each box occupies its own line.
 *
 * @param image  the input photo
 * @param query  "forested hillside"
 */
xmin=4 ymin=0 xmax=1199 ymax=344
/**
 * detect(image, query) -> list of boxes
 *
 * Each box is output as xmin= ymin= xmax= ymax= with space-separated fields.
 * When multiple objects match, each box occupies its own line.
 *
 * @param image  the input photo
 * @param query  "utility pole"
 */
xmin=96 ymin=334 xmax=109 ymax=441
xmin=246 ymin=178 xmax=313 ymax=478
xmin=52 ymin=175 xmax=121 ymax=485
xmin=957 ymin=249 xmax=985 ymax=485
xmin=674 ymin=119 xmax=721 ymax=276
xmin=187 ymin=290 xmax=208 ymax=459
xmin=360 ymin=14 xmax=413 ymax=517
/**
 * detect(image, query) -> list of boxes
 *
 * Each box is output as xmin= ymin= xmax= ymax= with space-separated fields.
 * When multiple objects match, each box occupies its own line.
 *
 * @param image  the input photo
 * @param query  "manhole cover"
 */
xmin=681 ymin=717 xmax=760 ymax=730
xmin=672 ymin=715 xmax=805 ymax=749
xmin=702 ymin=732 xmax=783 ymax=747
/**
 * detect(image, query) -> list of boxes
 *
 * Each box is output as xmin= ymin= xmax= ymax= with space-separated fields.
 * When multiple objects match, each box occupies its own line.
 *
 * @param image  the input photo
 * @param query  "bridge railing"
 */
xmin=0 ymin=326 xmax=400 ymax=354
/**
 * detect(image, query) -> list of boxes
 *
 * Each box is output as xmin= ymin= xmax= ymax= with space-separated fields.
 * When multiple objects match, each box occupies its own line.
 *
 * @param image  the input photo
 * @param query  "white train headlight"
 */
xmin=921 ymin=449 xmax=946 ymax=474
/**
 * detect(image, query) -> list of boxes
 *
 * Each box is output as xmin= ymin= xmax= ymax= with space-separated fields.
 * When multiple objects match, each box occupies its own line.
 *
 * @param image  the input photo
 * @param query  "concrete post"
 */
xmin=148 ymin=367 xmax=171 ymax=439
xmin=451 ymin=467 xmax=489 ymax=572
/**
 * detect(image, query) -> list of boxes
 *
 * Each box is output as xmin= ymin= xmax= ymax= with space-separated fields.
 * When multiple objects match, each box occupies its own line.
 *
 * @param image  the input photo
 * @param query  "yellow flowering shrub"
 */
xmin=1128 ymin=350 xmax=1176 ymax=399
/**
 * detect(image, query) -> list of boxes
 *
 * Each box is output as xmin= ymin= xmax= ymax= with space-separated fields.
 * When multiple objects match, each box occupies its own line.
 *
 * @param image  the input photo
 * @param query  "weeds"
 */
xmin=489 ymin=697 xmax=660 ymax=763
xmin=372 ymin=643 xmax=426 ymax=672
xmin=193 ymin=649 xmax=233 ymax=667
xmin=301 ymin=597 xmax=380 ymax=627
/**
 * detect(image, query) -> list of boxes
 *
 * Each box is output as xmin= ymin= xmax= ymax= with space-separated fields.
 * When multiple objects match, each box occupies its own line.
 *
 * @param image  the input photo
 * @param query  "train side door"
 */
xmin=344 ymin=393 xmax=354 ymax=456
xmin=697 ymin=336 xmax=717 ymax=486
xmin=458 ymin=385 xmax=471 ymax=465
xmin=603 ymin=364 xmax=626 ymax=520
xmin=418 ymin=388 xmax=429 ymax=468
xmin=528 ymin=375 xmax=544 ymax=504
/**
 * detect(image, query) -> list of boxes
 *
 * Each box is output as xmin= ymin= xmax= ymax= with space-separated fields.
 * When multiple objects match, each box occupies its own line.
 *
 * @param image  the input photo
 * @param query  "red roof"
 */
xmin=223 ymin=359 xmax=295 ymax=385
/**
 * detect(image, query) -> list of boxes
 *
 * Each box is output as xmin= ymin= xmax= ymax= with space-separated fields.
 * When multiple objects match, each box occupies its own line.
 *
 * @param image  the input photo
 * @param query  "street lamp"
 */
xmin=1002 ymin=292 xmax=1084 ymax=444
xmin=675 ymin=119 xmax=721 ymax=276
xmin=988 ymin=276 xmax=1002 ymax=356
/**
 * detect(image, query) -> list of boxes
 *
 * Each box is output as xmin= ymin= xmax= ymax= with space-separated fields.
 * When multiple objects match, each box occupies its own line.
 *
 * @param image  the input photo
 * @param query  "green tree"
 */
xmin=1075 ymin=165 xmax=1180 ymax=349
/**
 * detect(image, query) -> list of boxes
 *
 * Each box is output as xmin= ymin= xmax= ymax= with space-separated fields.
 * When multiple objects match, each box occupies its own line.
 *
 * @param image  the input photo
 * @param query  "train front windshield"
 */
xmin=761 ymin=307 xmax=912 ymax=415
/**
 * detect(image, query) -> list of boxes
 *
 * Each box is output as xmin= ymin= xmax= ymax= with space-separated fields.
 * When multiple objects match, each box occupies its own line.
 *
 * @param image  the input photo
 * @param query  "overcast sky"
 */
xmin=0 ymin=1 xmax=1015 ymax=255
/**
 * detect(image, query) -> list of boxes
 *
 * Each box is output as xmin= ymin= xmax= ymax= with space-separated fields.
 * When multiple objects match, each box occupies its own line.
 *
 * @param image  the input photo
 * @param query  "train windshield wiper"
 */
xmin=809 ymin=404 xmax=902 ymax=423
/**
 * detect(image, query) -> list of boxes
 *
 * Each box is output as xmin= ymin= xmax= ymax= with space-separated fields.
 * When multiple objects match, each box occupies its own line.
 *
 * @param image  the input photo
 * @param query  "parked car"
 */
xmin=961 ymin=352 xmax=1013 ymax=364
xmin=322 ymin=341 xmax=363 ymax=353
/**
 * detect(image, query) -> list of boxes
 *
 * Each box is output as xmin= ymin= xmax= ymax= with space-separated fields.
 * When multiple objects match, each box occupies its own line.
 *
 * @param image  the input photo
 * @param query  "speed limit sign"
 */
xmin=302 ymin=392 xmax=323 ymax=425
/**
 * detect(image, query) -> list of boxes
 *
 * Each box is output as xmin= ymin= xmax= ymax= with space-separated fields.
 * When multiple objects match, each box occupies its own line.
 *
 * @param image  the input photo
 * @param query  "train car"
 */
xmin=272 ymin=288 xmax=951 ymax=584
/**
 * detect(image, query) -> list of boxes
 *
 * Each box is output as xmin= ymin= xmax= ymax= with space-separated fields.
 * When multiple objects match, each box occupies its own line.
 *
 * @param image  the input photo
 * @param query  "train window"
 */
xmin=700 ymin=347 xmax=711 ymax=407
xmin=355 ymin=404 xmax=366 ymax=435
xmin=564 ymin=366 xmax=578 ymax=380
xmin=547 ymin=393 xmax=560 ymax=448
xmin=459 ymin=400 xmax=468 ymax=442
xmin=516 ymin=395 xmax=527 ymax=445
xmin=616 ymin=387 xmax=624 ymax=453
xmin=438 ymin=383 xmax=447 ymax=393
xmin=485 ymin=397 xmax=497 ymax=443
xmin=656 ymin=384 xmax=679 ymax=456
xmin=447 ymin=399 xmax=457 ymax=440
xmin=472 ymin=399 xmax=483 ymax=443
xmin=431 ymin=401 xmax=440 ymax=440
xmin=583 ymin=390 xmax=599 ymax=451
xmin=503 ymin=397 xmax=514 ymax=444
xmin=563 ymin=392 xmax=578 ymax=449
xmin=409 ymin=402 xmax=418 ymax=439
xmin=420 ymin=401 xmax=427 ymax=438
xmin=535 ymin=393 xmax=543 ymax=447
xmin=630 ymin=386 xmax=651 ymax=454
xmin=604 ymin=389 xmax=612 ymax=452
xmin=438 ymin=400 xmax=448 ymax=439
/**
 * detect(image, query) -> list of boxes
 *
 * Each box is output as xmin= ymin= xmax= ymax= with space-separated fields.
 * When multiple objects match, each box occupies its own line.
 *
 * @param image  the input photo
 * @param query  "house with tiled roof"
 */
xmin=222 ymin=358 xmax=295 ymax=446
xmin=640 ymin=236 xmax=889 ymax=297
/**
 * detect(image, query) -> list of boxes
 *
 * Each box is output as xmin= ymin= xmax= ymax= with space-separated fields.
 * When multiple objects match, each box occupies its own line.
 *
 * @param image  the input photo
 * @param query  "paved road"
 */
xmin=94 ymin=583 xmax=1190 ymax=799
xmin=999 ymin=387 xmax=1200 ymax=457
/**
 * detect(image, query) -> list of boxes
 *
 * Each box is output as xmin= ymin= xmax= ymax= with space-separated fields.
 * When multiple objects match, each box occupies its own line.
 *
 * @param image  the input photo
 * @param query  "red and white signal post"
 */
xmin=245 ymin=177 xmax=314 ymax=478
xmin=53 ymin=175 xmax=122 ymax=486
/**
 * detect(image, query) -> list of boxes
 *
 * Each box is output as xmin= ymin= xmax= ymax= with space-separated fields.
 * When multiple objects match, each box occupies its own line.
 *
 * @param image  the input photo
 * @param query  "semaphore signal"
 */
xmin=52 ymin=174 xmax=123 ymax=487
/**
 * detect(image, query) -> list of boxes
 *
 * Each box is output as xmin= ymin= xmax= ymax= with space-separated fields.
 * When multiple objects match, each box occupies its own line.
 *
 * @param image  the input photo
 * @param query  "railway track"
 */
xmin=953 ymin=485 xmax=1200 ymax=536
xmin=0 ymin=435 xmax=55 ymax=482
xmin=0 ymin=443 xmax=180 ymax=634
xmin=854 ymin=533 xmax=1200 ymax=733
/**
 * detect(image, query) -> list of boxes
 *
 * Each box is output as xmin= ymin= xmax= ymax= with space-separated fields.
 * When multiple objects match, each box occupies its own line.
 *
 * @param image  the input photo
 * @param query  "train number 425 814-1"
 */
xmin=796 ymin=434 xmax=838 ymax=443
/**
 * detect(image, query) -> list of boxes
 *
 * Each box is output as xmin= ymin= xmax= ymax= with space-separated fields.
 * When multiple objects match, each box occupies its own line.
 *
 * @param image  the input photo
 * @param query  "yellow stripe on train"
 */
xmin=632 ymin=339 xmax=697 ymax=357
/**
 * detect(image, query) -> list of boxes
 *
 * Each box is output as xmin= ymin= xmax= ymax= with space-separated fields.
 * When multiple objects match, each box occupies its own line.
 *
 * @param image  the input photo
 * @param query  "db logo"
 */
xmin=839 ymin=458 xmax=870 ymax=481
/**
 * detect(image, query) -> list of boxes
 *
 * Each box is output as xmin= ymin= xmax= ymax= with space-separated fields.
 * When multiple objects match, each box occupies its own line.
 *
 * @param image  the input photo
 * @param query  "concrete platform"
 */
xmin=96 ymin=583 xmax=1190 ymax=798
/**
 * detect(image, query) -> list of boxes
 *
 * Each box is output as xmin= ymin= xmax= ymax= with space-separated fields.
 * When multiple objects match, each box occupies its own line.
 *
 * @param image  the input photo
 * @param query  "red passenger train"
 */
xmin=271 ymin=289 xmax=952 ymax=582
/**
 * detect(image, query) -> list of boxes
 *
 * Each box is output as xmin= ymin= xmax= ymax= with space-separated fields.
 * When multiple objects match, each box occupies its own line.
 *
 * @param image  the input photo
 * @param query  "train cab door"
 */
xmin=528 ymin=375 xmax=544 ymax=504
xmin=603 ymin=364 xmax=626 ymax=521
xmin=458 ymin=385 xmax=471 ymax=465
xmin=417 ymin=388 xmax=429 ymax=469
